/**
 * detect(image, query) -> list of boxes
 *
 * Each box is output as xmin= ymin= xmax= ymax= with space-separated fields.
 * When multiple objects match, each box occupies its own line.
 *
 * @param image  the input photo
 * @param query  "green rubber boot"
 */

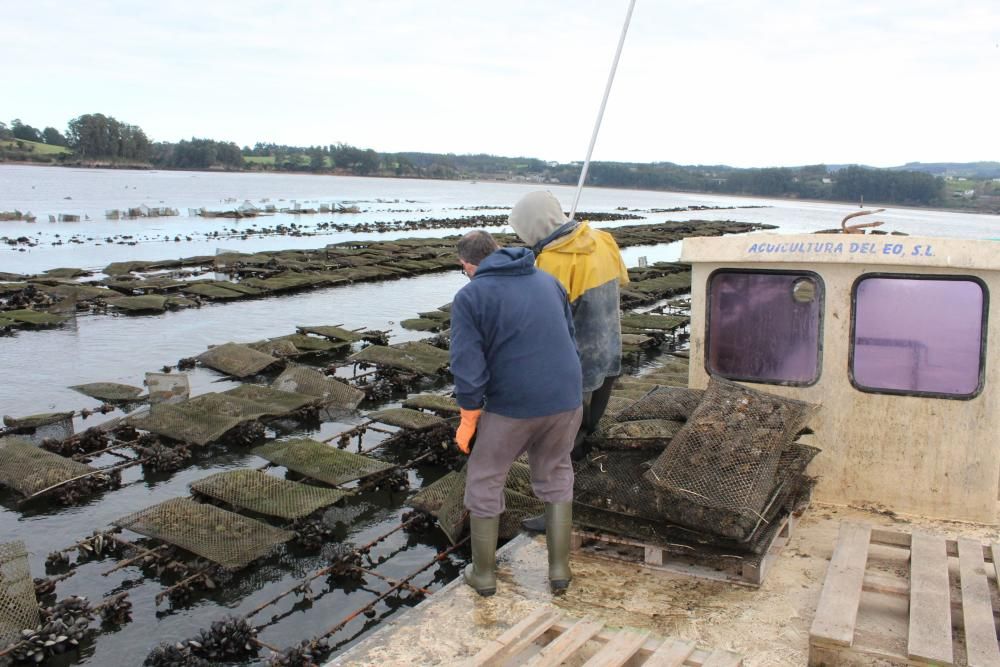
xmin=463 ymin=515 xmax=499 ymax=597
xmin=545 ymin=502 xmax=573 ymax=593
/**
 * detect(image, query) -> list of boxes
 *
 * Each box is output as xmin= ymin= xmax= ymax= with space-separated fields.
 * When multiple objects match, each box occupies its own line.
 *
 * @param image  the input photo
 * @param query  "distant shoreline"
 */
xmin=1 ymin=160 xmax=997 ymax=218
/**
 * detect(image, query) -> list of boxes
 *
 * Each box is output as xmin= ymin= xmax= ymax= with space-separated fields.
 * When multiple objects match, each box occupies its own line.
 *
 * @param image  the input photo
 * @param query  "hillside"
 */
xmin=891 ymin=161 xmax=1000 ymax=179
xmin=0 ymin=138 xmax=71 ymax=163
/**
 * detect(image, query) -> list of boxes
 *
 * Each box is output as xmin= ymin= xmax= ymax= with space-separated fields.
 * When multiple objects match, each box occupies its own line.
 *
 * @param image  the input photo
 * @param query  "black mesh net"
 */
xmin=574 ymin=450 xmax=662 ymax=523
xmin=573 ymin=504 xmax=783 ymax=567
xmin=0 ymin=437 xmax=96 ymax=498
xmin=407 ymin=471 xmax=463 ymax=516
xmin=127 ymin=401 xmax=243 ymax=447
xmin=2 ymin=412 xmax=73 ymax=430
xmin=247 ymin=338 xmax=301 ymax=358
xmin=347 ymin=341 xmax=450 ymax=376
xmin=271 ymin=365 xmax=364 ymax=409
xmin=222 ymin=385 xmax=315 ymax=415
xmin=0 ymin=541 xmax=39 ymax=649
xmin=436 ymin=472 xmax=470 ymax=544
xmin=592 ymin=419 xmax=683 ymax=451
xmin=127 ymin=386 xmax=315 ymax=446
xmin=190 ymin=469 xmax=348 ymax=519
xmin=113 ymin=498 xmax=294 ymax=569
xmin=406 ymin=463 xmax=542 ymax=544
xmin=504 ymin=460 xmax=533 ymax=497
xmin=574 ymin=442 xmax=818 ymax=553
xmin=369 ymin=408 xmax=445 ymax=430
xmin=402 ymin=394 xmax=460 ymax=415
xmin=69 ymin=382 xmax=145 ymax=402
xmin=643 ymin=377 xmax=816 ymax=539
xmin=592 ymin=396 xmax=635 ymax=434
xmin=197 ymin=343 xmax=280 ymax=378
xmin=269 ymin=333 xmax=346 ymax=354
xmin=615 ymin=386 xmax=704 ymax=422
xmin=296 ymin=325 xmax=364 ymax=343
xmin=252 ymin=439 xmax=394 ymax=486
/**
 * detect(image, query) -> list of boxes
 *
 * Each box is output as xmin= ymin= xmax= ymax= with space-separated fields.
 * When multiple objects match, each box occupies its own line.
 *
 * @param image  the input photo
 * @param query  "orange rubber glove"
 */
xmin=455 ymin=408 xmax=482 ymax=454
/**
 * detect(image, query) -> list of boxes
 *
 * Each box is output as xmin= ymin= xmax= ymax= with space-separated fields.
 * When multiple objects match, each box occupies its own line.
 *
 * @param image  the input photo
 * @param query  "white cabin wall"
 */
xmin=687 ymin=253 xmax=1000 ymax=524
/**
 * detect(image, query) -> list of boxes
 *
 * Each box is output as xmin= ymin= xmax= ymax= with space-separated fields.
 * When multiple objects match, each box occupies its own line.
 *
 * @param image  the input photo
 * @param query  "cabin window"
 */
xmin=706 ymin=270 xmax=823 ymax=386
xmin=850 ymin=275 xmax=986 ymax=399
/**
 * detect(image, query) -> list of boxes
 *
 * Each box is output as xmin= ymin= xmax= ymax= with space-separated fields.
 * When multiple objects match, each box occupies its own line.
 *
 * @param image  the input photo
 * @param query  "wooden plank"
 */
xmin=700 ymin=649 xmax=743 ymax=667
xmin=869 ymin=527 xmax=913 ymax=550
xmin=644 ymin=545 xmax=664 ymax=566
xmin=573 ymin=529 xmax=747 ymax=585
xmin=580 ymin=630 xmax=650 ymax=667
xmin=906 ymin=531 xmax=954 ymax=665
xmin=643 ymin=638 xmax=697 ymax=667
xmin=993 ymin=542 xmax=1000 ymax=594
xmin=957 ymin=537 xmax=1000 ymax=667
xmin=548 ymin=620 xmax=716 ymax=664
xmin=870 ymin=527 xmax=995 ymax=562
xmin=471 ymin=607 xmax=560 ymax=666
xmin=523 ymin=619 xmax=604 ymax=666
xmin=861 ymin=571 xmax=999 ymax=627
xmin=809 ymin=641 xmax=911 ymax=667
xmin=742 ymin=513 xmax=796 ymax=585
xmin=573 ymin=529 xmax=755 ymax=587
xmin=810 ymin=522 xmax=872 ymax=647
xmin=575 ymin=510 xmax=797 ymax=589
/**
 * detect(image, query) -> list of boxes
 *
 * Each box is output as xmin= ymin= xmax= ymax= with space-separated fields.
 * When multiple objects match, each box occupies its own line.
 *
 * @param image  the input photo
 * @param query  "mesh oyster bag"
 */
xmin=190 ymin=469 xmax=348 ymax=520
xmin=643 ymin=376 xmax=816 ymax=538
xmin=592 ymin=419 xmax=684 ymax=451
xmin=574 ymin=442 xmax=819 ymax=551
xmin=615 ymin=386 xmax=704 ymax=423
xmin=573 ymin=449 xmax=663 ymax=523
xmin=407 ymin=462 xmax=540 ymax=544
xmin=0 ymin=541 xmax=39 ymax=649
xmin=113 ymin=498 xmax=294 ymax=569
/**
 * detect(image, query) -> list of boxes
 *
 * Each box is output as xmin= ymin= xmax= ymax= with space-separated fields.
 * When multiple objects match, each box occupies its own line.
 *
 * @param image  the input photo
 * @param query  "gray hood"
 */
xmin=508 ymin=191 xmax=569 ymax=248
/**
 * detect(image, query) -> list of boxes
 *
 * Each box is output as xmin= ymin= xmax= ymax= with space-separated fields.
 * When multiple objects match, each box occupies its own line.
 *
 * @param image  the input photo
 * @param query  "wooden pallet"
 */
xmin=571 ymin=511 xmax=797 ymax=587
xmin=468 ymin=607 xmax=744 ymax=666
xmin=809 ymin=522 xmax=1000 ymax=666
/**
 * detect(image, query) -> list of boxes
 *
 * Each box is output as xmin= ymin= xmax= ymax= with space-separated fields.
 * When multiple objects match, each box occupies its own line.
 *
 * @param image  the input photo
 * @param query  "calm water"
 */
xmin=1 ymin=165 xmax=998 ymax=665
xmin=3 ymin=165 xmax=998 ymax=276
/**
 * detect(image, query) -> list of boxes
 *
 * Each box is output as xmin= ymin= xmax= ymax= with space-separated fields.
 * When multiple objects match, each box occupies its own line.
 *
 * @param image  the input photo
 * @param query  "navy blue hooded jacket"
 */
xmin=450 ymin=247 xmax=583 ymax=418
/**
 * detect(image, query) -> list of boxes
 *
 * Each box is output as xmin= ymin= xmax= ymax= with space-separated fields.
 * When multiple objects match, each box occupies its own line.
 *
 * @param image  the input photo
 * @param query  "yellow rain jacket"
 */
xmin=537 ymin=222 xmax=629 ymax=392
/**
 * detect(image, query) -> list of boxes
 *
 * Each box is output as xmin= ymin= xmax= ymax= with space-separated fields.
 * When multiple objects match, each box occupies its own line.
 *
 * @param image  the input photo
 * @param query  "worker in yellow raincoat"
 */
xmin=508 ymin=191 xmax=629 ymax=532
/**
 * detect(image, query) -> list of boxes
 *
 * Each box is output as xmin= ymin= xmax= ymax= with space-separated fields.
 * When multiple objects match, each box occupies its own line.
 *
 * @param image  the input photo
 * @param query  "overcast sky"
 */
xmin=4 ymin=0 xmax=998 ymax=167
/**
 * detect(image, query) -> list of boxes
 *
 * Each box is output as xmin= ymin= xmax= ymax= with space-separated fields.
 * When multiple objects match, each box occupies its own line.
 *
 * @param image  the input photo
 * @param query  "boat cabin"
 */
xmin=682 ymin=233 xmax=999 ymax=523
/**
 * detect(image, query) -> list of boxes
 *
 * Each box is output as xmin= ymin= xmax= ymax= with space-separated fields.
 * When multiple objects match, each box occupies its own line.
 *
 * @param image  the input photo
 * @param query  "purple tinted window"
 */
xmin=852 ymin=277 xmax=985 ymax=397
xmin=707 ymin=272 xmax=822 ymax=385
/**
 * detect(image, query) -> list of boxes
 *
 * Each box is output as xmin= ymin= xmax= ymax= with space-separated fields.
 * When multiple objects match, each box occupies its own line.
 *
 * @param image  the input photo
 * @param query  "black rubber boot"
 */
xmin=463 ymin=515 xmax=499 ymax=596
xmin=569 ymin=428 xmax=591 ymax=461
xmin=521 ymin=513 xmax=545 ymax=533
xmin=545 ymin=502 xmax=573 ymax=593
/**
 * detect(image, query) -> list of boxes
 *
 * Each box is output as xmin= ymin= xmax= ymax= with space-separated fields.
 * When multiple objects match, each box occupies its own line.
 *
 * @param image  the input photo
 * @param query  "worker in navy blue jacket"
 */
xmin=450 ymin=230 xmax=583 ymax=596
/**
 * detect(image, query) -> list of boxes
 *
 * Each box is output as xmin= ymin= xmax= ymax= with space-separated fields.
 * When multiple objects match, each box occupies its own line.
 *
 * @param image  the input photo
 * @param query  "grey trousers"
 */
xmin=464 ymin=406 xmax=583 ymax=519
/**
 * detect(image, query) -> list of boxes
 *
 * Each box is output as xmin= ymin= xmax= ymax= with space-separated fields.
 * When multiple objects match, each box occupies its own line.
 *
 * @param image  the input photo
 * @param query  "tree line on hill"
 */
xmin=2 ymin=118 xmax=70 ymax=147
xmin=0 ymin=113 xmax=966 ymax=207
xmin=566 ymin=162 xmax=945 ymax=205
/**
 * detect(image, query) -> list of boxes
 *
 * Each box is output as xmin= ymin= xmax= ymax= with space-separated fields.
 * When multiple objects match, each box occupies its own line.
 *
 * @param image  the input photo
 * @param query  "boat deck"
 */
xmin=328 ymin=504 xmax=999 ymax=666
